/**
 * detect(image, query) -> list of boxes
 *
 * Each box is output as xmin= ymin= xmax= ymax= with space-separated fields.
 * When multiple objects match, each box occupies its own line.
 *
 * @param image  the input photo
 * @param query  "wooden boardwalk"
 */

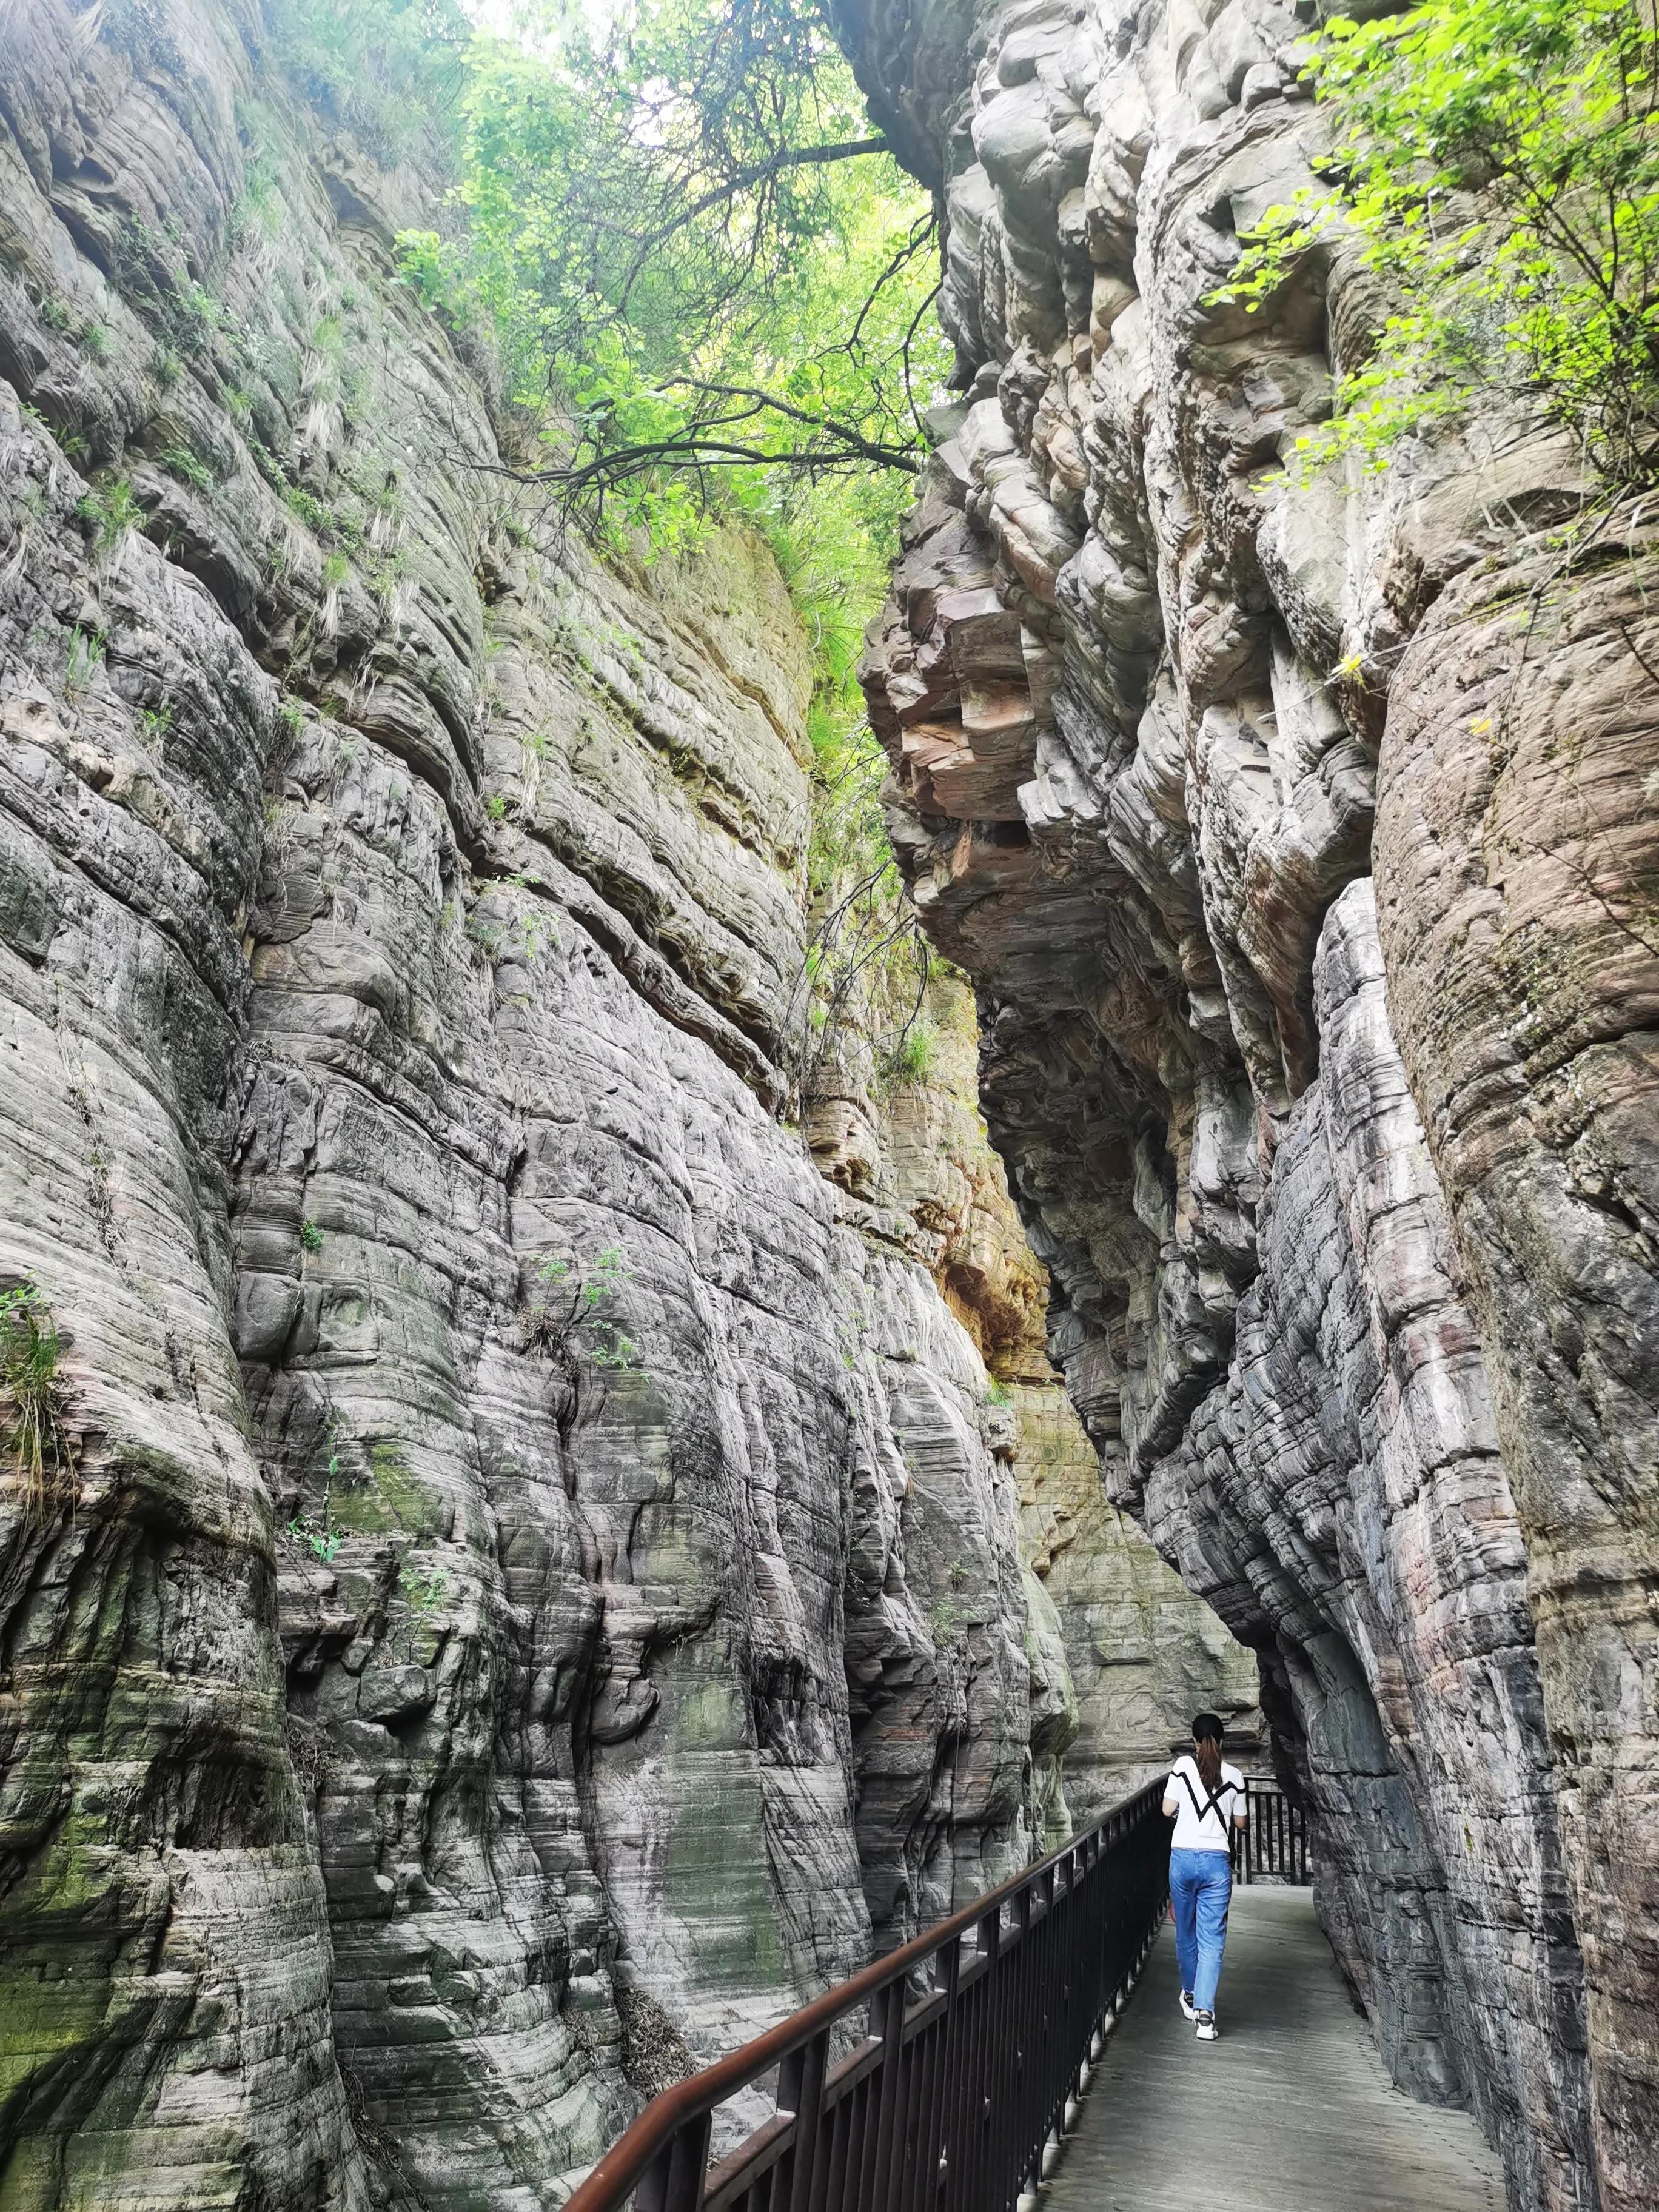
xmin=1045 ymin=1888 xmax=1506 ymax=2212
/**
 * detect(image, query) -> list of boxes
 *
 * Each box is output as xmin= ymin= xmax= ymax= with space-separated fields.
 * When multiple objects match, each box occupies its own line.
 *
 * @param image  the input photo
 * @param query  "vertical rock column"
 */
xmin=0 ymin=399 xmax=369 ymax=2212
xmin=1378 ymin=529 xmax=1659 ymax=2212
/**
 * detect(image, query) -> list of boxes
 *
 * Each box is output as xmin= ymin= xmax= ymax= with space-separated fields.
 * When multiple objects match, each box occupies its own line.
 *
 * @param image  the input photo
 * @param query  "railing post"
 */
xmin=971 ymin=1903 xmax=1000 ymax=2212
xmin=638 ymin=2113 xmax=713 ymax=2212
xmin=782 ymin=2029 xmax=831 ymax=2212
xmin=870 ymin=1973 xmax=907 ymax=2212
xmin=928 ymin=1934 xmax=963 ymax=2211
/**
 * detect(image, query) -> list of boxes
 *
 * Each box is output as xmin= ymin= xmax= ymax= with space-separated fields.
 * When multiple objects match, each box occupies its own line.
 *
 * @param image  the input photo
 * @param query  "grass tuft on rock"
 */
xmin=0 ymin=1279 xmax=72 ymax=1521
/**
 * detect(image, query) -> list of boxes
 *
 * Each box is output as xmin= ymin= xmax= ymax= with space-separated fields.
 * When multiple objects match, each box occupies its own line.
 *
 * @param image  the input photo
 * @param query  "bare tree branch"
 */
xmin=617 ymin=135 xmax=893 ymax=310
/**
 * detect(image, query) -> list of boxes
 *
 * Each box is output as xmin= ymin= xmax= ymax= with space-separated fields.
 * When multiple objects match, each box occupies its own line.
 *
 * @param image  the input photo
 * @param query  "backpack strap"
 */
xmin=1179 ymin=1766 xmax=1236 ymax=1837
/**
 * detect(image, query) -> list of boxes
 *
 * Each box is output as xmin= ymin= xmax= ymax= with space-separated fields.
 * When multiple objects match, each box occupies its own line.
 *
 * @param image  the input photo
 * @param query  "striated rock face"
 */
xmin=1372 ymin=536 xmax=1659 ymax=2212
xmin=0 ymin=4 xmax=1259 ymax=2205
xmin=840 ymin=0 xmax=1659 ymax=2204
xmin=1146 ymin=882 xmax=1584 ymax=2193
xmin=808 ymin=971 xmax=1262 ymax=1845
xmin=1013 ymin=1373 xmax=1258 ymax=1826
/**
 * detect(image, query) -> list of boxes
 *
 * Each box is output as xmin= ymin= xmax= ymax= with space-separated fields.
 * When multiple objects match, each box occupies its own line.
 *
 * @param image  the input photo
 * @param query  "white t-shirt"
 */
xmin=1165 ymin=1755 xmax=1247 ymax=1852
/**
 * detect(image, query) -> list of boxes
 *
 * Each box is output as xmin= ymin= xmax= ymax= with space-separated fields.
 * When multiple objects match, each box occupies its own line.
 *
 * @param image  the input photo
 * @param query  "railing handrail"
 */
xmin=566 ymin=1778 xmax=1168 ymax=2212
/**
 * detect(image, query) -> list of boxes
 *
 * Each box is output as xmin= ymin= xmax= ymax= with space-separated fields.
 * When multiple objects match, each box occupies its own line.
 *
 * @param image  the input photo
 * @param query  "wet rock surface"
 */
xmin=842 ymin=0 xmax=1659 ymax=2205
xmin=0 ymin=5 xmax=1255 ymax=2205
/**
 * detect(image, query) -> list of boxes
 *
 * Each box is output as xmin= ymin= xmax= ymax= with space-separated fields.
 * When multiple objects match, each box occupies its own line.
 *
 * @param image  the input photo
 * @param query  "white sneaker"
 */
xmin=1179 ymin=1991 xmax=1196 ymax=2022
xmin=1195 ymin=2010 xmax=1218 ymax=2042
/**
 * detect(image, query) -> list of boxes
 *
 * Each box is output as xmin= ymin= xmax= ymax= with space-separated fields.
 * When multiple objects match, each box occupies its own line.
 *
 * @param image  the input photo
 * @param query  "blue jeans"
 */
xmin=1170 ymin=1848 xmax=1232 ymax=2012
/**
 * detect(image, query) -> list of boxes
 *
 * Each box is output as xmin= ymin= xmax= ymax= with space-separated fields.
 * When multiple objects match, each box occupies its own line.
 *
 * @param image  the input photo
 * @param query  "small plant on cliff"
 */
xmin=517 ymin=907 xmax=556 ymax=963
xmin=589 ymin=1326 xmax=642 ymax=1371
xmin=63 ymin=626 xmax=106 ymax=699
xmin=322 ymin=1415 xmax=347 ymax=1486
xmin=929 ymin=1595 xmax=969 ymax=1646
xmin=300 ymin=1218 xmax=324 ymax=1252
xmin=286 ymin=1509 xmax=340 ymax=1563
xmin=1210 ymin=0 xmax=1659 ymax=484
xmin=880 ymin=1019 xmax=938 ymax=1092
xmin=159 ymin=442 xmax=215 ymax=491
xmin=398 ymin=1558 xmax=452 ymax=1614
xmin=0 ymin=1280 xmax=72 ymax=1522
xmin=284 ymin=486 xmax=332 ymax=534
xmin=523 ymin=1245 xmax=644 ymax=1383
xmin=76 ymin=480 xmax=142 ymax=555
xmin=525 ymin=1245 xmax=629 ymax=1337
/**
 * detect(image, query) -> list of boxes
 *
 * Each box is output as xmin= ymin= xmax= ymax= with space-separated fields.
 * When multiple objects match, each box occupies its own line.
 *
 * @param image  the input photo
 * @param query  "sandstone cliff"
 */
xmin=838 ymin=0 xmax=1659 ymax=2205
xmin=0 ymin=5 xmax=1253 ymax=2204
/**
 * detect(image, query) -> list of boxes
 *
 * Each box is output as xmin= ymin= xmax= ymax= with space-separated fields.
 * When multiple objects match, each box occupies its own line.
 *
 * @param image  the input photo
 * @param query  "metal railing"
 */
xmin=566 ymin=1780 xmax=1170 ymax=2212
xmin=1232 ymin=1781 xmax=1312 ymax=1885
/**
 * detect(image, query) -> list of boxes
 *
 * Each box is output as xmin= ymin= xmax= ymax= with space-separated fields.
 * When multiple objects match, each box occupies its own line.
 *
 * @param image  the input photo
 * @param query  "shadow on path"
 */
xmin=1045 ymin=1888 xmax=1505 ymax=2212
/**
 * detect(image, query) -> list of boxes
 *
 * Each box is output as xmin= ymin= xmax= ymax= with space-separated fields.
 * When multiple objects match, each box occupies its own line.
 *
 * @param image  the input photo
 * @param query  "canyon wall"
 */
xmin=834 ymin=0 xmax=1659 ymax=2207
xmin=808 ymin=967 xmax=1262 ymax=1831
xmin=0 ymin=5 xmax=1252 ymax=2206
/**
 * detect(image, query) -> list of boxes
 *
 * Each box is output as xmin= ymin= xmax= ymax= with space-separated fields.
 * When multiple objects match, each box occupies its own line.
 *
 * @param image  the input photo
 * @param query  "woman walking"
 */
xmin=1163 ymin=1712 xmax=1248 ymax=2042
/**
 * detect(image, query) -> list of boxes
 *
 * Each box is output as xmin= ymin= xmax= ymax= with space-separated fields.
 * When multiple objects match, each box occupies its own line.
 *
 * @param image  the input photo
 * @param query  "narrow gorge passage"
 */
xmin=0 ymin=1 xmax=1655 ymax=2211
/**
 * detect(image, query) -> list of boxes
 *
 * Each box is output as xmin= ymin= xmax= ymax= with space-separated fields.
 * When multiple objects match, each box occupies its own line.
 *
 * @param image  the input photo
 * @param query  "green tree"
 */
xmin=389 ymin=0 xmax=948 ymax=534
xmin=276 ymin=0 xmax=946 ymax=1091
xmin=1213 ymin=0 xmax=1659 ymax=484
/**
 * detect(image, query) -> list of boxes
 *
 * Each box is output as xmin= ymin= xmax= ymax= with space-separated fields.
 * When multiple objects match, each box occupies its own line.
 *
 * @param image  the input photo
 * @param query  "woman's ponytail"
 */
xmin=1193 ymin=1712 xmax=1223 ymax=1793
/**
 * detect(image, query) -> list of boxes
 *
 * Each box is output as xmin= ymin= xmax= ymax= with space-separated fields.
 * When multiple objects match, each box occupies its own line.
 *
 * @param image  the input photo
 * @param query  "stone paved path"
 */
xmin=1046 ymin=1887 xmax=1506 ymax=2212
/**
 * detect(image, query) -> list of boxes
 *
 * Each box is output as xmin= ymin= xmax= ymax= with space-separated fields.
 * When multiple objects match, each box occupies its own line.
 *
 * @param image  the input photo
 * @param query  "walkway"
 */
xmin=1048 ymin=1888 xmax=1505 ymax=2212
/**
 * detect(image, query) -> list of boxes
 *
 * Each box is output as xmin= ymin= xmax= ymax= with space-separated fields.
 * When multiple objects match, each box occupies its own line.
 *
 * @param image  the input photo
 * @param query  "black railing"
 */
xmin=1232 ymin=1781 xmax=1311 ymax=1884
xmin=567 ymin=1781 xmax=1170 ymax=2212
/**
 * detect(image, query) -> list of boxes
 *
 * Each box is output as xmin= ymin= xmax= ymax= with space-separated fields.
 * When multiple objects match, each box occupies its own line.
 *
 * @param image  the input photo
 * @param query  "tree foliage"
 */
xmin=384 ymin=0 xmax=948 ymax=537
xmin=1214 ymin=0 xmax=1659 ymax=484
xmin=274 ymin=0 xmax=946 ymax=1094
xmin=771 ymin=496 xmax=936 ymax=1099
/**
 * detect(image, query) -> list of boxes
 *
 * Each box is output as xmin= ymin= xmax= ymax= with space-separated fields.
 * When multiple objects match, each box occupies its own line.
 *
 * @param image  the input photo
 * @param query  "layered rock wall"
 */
xmin=808 ymin=968 xmax=1262 ymax=1835
xmin=838 ymin=0 xmax=1659 ymax=2205
xmin=1013 ymin=1373 xmax=1258 ymax=1824
xmin=0 ymin=5 xmax=1255 ymax=2205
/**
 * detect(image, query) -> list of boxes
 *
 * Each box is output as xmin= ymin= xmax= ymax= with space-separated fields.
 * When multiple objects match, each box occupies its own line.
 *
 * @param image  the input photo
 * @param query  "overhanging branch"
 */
xmin=617 ymin=133 xmax=894 ymax=310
